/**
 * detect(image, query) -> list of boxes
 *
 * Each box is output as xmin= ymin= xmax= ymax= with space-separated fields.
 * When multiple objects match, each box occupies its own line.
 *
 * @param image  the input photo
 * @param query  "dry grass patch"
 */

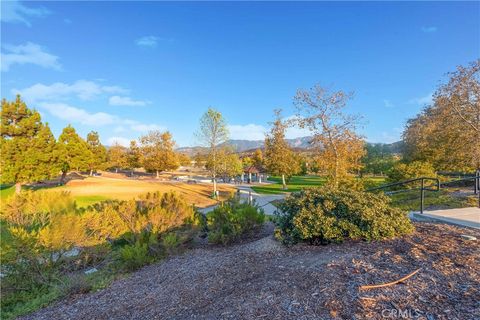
xmin=47 ymin=176 xmax=234 ymax=208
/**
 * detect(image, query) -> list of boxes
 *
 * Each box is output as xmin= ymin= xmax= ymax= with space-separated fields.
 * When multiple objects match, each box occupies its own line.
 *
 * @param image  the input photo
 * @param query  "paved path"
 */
xmin=198 ymin=185 xmax=287 ymax=215
xmin=411 ymin=207 xmax=480 ymax=229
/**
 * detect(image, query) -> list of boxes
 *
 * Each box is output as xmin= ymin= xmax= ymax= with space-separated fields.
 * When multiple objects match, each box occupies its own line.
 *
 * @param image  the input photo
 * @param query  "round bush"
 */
xmin=275 ymin=187 xmax=414 ymax=245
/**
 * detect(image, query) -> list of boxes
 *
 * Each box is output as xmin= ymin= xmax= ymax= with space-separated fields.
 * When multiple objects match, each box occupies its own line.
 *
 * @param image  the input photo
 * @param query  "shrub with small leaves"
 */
xmin=206 ymin=198 xmax=264 ymax=245
xmin=275 ymin=187 xmax=414 ymax=245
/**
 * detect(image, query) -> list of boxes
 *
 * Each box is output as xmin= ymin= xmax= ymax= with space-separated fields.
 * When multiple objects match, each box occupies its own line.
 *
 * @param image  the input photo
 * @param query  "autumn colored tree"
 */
xmin=1 ymin=96 xmax=59 ymax=193
xmin=207 ymin=147 xmax=242 ymax=182
xmin=107 ymin=143 xmax=128 ymax=173
xmin=264 ymin=109 xmax=299 ymax=189
xmin=57 ymin=125 xmax=92 ymax=182
xmin=294 ymin=85 xmax=365 ymax=187
xmin=252 ymin=149 xmax=264 ymax=168
xmin=140 ymin=130 xmax=179 ymax=178
xmin=86 ymin=131 xmax=107 ymax=176
xmin=177 ymin=153 xmax=192 ymax=166
xmin=403 ymin=60 xmax=480 ymax=172
xmin=196 ymin=108 xmax=229 ymax=196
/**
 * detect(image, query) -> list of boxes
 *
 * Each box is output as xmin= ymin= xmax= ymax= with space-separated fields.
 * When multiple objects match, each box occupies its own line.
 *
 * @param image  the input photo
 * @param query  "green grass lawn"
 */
xmin=251 ymin=175 xmax=386 ymax=195
xmin=251 ymin=176 xmax=326 ymax=194
xmin=0 ymin=185 xmax=110 ymax=209
xmin=388 ymin=189 xmax=474 ymax=212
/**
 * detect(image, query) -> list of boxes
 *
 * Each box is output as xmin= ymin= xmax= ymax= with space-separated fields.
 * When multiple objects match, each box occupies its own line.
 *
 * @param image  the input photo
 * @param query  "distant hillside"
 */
xmin=177 ymin=138 xmax=403 ymax=155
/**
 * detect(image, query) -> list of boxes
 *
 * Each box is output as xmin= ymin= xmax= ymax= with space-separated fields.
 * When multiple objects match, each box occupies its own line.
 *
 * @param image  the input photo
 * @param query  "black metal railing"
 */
xmin=367 ymin=177 xmax=440 ymax=214
xmin=368 ymin=171 xmax=480 ymax=214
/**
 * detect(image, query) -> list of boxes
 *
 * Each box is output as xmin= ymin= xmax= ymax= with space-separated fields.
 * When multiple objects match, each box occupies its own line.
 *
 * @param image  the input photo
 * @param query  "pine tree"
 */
xmin=86 ymin=131 xmax=107 ymax=176
xmin=139 ymin=131 xmax=179 ymax=178
xmin=264 ymin=109 xmax=299 ymax=189
xmin=57 ymin=125 xmax=92 ymax=183
xmin=1 ymin=95 xmax=58 ymax=193
xmin=127 ymin=140 xmax=141 ymax=175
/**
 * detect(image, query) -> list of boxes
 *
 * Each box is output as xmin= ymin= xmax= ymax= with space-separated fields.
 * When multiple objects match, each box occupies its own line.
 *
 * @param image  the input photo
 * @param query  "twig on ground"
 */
xmin=359 ymin=268 xmax=422 ymax=290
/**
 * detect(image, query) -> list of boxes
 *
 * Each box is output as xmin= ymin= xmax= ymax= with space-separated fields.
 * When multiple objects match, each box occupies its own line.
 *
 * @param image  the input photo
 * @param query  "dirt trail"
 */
xmin=23 ymin=223 xmax=480 ymax=320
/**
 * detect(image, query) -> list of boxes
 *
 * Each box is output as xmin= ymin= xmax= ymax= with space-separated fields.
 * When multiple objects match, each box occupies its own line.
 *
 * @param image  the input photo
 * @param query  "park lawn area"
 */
xmin=251 ymin=175 xmax=387 ymax=195
xmin=1 ymin=176 xmax=234 ymax=209
xmin=251 ymin=176 xmax=327 ymax=194
xmin=388 ymin=189 xmax=475 ymax=212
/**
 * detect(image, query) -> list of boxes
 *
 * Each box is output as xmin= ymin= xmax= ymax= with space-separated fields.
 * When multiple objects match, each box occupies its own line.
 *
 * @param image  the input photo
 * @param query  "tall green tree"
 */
xmin=86 ymin=131 xmax=107 ymax=176
xmin=127 ymin=140 xmax=141 ymax=175
xmin=264 ymin=110 xmax=299 ymax=189
xmin=57 ymin=125 xmax=91 ymax=182
xmin=196 ymin=108 xmax=229 ymax=196
xmin=140 ymin=131 xmax=179 ymax=178
xmin=1 ymin=96 xmax=58 ymax=193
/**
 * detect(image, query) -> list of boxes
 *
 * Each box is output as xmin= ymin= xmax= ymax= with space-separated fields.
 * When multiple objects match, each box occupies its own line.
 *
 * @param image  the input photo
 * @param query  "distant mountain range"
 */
xmin=177 ymin=137 xmax=403 ymax=155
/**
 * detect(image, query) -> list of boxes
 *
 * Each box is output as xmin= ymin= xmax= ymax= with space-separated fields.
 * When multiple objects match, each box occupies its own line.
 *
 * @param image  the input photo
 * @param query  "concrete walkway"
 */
xmin=198 ymin=185 xmax=287 ymax=215
xmin=411 ymin=207 xmax=480 ymax=229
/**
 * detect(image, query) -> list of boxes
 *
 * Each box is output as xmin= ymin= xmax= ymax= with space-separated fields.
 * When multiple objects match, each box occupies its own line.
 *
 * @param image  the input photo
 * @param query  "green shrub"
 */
xmin=275 ymin=187 xmax=414 ymax=245
xmin=206 ymin=199 xmax=265 ymax=245
xmin=116 ymin=241 xmax=153 ymax=271
xmin=387 ymin=161 xmax=436 ymax=188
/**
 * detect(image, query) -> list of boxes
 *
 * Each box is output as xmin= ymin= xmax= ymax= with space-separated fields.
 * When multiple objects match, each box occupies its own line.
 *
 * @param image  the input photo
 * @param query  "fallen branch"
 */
xmin=359 ymin=268 xmax=422 ymax=290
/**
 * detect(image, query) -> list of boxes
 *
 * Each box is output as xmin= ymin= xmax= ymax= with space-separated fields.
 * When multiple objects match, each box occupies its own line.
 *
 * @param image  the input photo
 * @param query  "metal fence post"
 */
xmin=420 ymin=178 xmax=425 ymax=214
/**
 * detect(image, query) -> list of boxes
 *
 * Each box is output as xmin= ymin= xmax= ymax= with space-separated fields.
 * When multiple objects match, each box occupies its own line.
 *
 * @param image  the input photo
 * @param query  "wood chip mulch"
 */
xmin=22 ymin=222 xmax=480 ymax=320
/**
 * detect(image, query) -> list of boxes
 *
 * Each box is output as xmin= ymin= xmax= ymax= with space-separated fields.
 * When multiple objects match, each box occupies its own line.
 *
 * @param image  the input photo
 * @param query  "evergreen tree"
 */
xmin=139 ymin=130 xmax=179 ymax=178
xmin=127 ymin=140 xmax=141 ymax=175
xmin=57 ymin=125 xmax=92 ymax=183
xmin=264 ymin=110 xmax=299 ymax=189
xmin=1 ymin=96 xmax=58 ymax=193
xmin=86 ymin=131 xmax=107 ymax=176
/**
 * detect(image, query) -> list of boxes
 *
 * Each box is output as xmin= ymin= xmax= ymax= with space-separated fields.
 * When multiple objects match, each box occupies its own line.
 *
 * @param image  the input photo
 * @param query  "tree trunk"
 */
xmin=156 ymin=170 xmax=159 ymax=179
xmin=213 ymin=175 xmax=217 ymax=197
xmin=15 ymin=182 xmax=22 ymax=194
xmin=115 ymin=167 xmax=118 ymax=173
xmin=60 ymin=171 xmax=67 ymax=184
xmin=90 ymin=169 xmax=93 ymax=176
xmin=282 ymin=174 xmax=287 ymax=190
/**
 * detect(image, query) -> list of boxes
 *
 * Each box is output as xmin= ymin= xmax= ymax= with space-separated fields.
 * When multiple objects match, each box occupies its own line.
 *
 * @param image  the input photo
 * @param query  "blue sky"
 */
xmin=1 ymin=1 xmax=479 ymax=147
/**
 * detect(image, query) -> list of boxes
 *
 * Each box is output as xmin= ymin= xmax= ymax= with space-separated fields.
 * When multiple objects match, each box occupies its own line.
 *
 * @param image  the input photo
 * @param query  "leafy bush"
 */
xmin=387 ymin=161 xmax=436 ymax=187
xmin=275 ymin=187 xmax=414 ymax=245
xmin=116 ymin=241 xmax=153 ymax=271
xmin=0 ymin=190 xmax=201 ymax=318
xmin=206 ymin=198 xmax=265 ymax=245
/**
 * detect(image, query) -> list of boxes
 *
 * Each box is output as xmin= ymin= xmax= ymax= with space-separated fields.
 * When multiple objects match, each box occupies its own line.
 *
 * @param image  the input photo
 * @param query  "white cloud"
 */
xmin=13 ymin=80 xmax=127 ymax=103
xmin=107 ymin=137 xmax=131 ymax=147
xmin=1 ymin=42 xmax=61 ymax=72
xmin=228 ymin=124 xmax=266 ymax=140
xmin=0 ymin=0 xmax=50 ymax=26
xmin=228 ymin=119 xmax=311 ymax=141
xmin=113 ymin=126 xmax=126 ymax=133
xmin=109 ymin=96 xmax=149 ymax=107
xmin=421 ymin=26 xmax=437 ymax=33
xmin=130 ymin=123 xmax=164 ymax=132
xmin=39 ymin=102 xmax=117 ymax=126
xmin=135 ymin=36 xmax=159 ymax=48
xmin=383 ymin=99 xmax=394 ymax=108
xmin=409 ymin=92 xmax=433 ymax=106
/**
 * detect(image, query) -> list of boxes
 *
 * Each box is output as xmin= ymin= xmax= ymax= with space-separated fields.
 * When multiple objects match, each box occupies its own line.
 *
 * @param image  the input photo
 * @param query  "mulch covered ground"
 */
xmin=23 ymin=222 xmax=480 ymax=320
